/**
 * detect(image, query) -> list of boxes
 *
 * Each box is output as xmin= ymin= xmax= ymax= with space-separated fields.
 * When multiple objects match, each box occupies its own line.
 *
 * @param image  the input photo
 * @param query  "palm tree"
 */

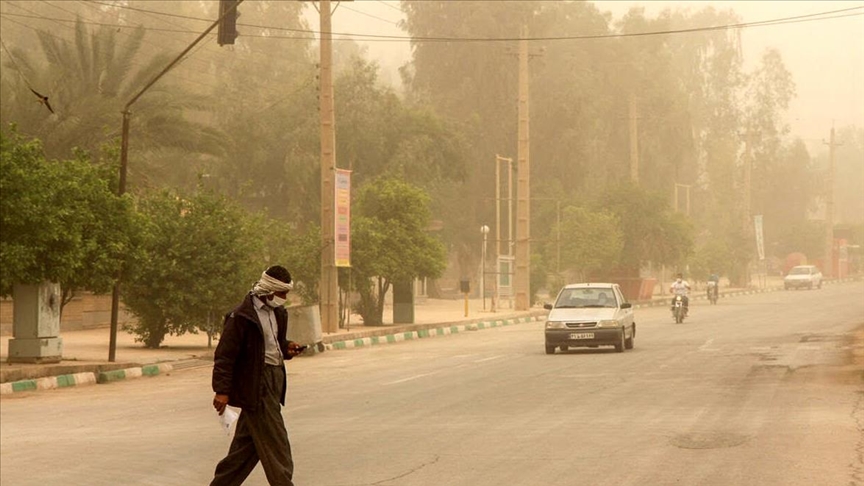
xmin=0 ymin=19 xmax=223 ymax=185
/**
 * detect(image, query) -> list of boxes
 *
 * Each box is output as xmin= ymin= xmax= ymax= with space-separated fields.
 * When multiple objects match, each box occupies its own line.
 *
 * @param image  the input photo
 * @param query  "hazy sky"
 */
xmin=307 ymin=1 xmax=864 ymax=151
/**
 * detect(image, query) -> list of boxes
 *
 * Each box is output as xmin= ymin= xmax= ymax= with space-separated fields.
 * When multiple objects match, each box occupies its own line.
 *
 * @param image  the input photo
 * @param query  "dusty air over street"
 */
xmin=2 ymin=283 xmax=864 ymax=485
xmin=1 ymin=1 xmax=863 ymax=485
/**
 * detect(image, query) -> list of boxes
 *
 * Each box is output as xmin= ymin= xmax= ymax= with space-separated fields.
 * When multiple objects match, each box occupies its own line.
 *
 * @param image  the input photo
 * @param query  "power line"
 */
xmin=76 ymin=2 xmax=864 ymax=43
xmin=74 ymin=0 xmax=311 ymax=72
xmin=0 ymin=16 xmax=226 ymax=94
xmin=0 ymin=15 xmax=315 ymax=113
xmin=374 ymin=1 xmax=403 ymax=14
xmin=4 ymin=5 xmax=863 ymax=43
xmin=341 ymin=4 xmax=401 ymax=26
xmin=0 ymin=36 xmax=36 ymax=91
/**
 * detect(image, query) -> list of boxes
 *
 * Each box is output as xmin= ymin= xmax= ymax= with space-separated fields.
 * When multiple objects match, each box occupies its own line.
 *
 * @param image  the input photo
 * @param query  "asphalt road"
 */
xmin=2 ymin=282 xmax=863 ymax=486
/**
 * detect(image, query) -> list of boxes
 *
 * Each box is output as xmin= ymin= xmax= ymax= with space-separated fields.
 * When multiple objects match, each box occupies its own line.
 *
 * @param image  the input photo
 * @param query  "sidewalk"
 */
xmin=0 ymin=298 xmax=546 ymax=389
xmin=3 ymin=277 xmax=859 ymax=394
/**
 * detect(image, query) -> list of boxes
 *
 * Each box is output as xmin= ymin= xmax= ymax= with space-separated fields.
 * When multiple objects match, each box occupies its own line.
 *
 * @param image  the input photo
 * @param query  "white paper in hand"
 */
xmin=218 ymin=407 xmax=240 ymax=436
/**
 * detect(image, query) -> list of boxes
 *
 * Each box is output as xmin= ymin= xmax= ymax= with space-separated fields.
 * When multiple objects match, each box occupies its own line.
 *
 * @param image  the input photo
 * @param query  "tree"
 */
xmin=0 ymin=126 xmax=134 ymax=310
xmin=349 ymin=177 xmax=446 ymax=325
xmin=546 ymin=206 xmax=623 ymax=284
xmin=0 ymin=19 xmax=222 ymax=185
xmin=595 ymin=183 xmax=694 ymax=275
xmin=266 ymin=223 xmax=322 ymax=307
xmin=121 ymin=189 xmax=267 ymax=348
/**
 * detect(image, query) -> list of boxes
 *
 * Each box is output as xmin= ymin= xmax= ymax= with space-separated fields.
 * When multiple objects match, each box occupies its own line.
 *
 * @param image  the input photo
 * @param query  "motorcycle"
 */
xmin=707 ymin=281 xmax=718 ymax=305
xmin=671 ymin=295 xmax=687 ymax=323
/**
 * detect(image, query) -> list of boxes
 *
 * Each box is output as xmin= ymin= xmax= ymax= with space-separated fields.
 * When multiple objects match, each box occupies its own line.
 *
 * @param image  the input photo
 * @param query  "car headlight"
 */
xmin=597 ymin=320 xmax=618 ymax=328
xmin=546 ymin=321 xmax=566 ymax=329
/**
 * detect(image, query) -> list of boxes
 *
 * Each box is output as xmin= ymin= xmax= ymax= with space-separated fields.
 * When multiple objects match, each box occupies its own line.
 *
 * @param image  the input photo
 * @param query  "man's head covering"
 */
xmin=251 ymin=265 xmax=293 ymax=296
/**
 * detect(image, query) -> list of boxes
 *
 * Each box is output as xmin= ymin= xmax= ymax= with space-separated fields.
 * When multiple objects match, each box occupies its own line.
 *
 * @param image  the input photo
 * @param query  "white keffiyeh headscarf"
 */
xmin=251 ymin=271 xmax=294 ymax=296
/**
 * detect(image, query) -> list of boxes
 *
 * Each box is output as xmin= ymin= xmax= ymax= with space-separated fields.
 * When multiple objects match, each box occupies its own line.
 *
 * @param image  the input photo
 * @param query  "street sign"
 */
xmin=497 ymin=255 xmax=514 ymax=297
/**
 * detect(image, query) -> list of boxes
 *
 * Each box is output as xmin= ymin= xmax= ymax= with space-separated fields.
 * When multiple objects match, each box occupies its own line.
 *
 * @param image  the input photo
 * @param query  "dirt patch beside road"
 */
xmin=787 ymin=324 xmax=864 ymax=386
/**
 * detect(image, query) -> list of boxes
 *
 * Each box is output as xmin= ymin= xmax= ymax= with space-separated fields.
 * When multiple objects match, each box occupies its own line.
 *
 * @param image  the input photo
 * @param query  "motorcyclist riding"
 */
xmin=670 ymin=273 xmax=691 ymax=315
xmin=707 ymin=272 xmax=720 ymax=302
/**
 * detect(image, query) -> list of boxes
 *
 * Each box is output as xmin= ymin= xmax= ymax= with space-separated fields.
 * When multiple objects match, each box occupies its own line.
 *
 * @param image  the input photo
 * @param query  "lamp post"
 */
xmin=481 ymin=225 xmax=490 ymax=310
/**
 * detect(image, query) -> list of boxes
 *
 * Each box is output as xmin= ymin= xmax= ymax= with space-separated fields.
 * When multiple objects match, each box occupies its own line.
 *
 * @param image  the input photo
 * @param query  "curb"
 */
xmin=324 ymin=314 xmax=546 ymax=351
xmin=0 ymin=363 xmax=173 ymax=395
xmin=96 ymin=363 xmax=173 ymax=384
xmin=0 ymin=371 xmax=97 ymax=395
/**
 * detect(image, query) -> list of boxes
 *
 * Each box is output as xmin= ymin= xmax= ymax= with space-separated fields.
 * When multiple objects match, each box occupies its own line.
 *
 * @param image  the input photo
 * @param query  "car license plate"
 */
xmin=570 ymin=332 xmax=594 ymax=340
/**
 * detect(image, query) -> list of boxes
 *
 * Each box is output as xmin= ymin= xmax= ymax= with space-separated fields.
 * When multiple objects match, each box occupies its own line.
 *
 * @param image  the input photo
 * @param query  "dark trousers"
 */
xmin=211 ymin=365 xmax=294 ymax=486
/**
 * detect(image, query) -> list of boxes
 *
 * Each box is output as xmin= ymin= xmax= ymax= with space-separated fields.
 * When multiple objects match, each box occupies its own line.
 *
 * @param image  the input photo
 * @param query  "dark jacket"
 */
xmin=212 ymin=293 xmax=292 ymax=412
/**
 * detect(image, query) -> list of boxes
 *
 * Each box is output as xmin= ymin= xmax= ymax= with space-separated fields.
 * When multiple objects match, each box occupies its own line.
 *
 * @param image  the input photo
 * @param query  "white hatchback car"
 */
xmin=543 ymin=283 xmax=636 ymax=354
xmin=784 ymin=265 xmax=822 ymax=290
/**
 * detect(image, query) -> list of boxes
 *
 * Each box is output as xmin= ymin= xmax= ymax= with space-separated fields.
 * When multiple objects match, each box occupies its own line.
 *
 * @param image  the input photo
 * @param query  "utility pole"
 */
xmin=318 ymin=0 xmax=339 ymax=333
xmin=514 ymin=26 xmax=531 ymax=311
xmin=823 ymin=126 xmax=842 ymax=278
xmin=741 ymin=131 xmax=754 ymax=287
xmin=629 ymin=93 xmax=639 ymax=183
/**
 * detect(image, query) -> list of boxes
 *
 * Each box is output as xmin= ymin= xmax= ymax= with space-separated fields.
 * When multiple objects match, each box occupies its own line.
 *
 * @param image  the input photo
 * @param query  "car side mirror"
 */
xmin=543 ymin=303 xmax=553 ymax=310
xmin=620 ymin=303 xmax=632 ymax=309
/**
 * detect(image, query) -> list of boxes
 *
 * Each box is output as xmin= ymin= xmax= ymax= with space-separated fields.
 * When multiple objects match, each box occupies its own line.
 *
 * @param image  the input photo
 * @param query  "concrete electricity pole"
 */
xmin=514 ymin=26 xmax=531 ymax=311
xmin=318 ymin=0 xmax=339 ymax=333
xmin=823 ymin=126 xmax=842 ymax=278
xmin=629 ymin=93 xmax=639 ymax=183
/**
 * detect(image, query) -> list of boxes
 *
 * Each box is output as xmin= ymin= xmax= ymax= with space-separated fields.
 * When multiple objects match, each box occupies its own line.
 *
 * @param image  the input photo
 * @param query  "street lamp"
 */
xmin=481 ymin=225 xmax=490 ymax=310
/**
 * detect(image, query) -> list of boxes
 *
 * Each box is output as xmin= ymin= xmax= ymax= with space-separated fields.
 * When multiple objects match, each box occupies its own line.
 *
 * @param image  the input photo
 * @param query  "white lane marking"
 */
xmin=698 ymin=339 xmax=715 ymax=351
xmin=473 ymin=355 xmax=505 ymax=363
xmin=381 ymin=371 xmax=441 ymax=386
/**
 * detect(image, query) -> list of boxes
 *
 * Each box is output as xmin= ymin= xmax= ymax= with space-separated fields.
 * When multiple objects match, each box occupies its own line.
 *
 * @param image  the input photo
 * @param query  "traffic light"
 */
xmin=217 ymin=0 xmax=239 ymax=46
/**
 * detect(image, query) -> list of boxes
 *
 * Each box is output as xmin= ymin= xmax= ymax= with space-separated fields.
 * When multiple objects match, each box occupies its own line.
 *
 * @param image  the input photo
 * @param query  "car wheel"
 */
xmin=625 ymin=327 xmax=634 ymax=350
xmin=559 ymin=345 xmax=569 ymax=352
xmin=545 ymin=344 xmax=556 ymax=355
xmin=614 ymin=329 xmax=625 ymax=353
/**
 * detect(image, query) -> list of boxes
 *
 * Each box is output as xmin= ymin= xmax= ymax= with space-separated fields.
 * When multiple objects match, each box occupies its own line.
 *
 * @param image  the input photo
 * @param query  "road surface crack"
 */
xmin=367 ymin=455 xmax=441 ymax=485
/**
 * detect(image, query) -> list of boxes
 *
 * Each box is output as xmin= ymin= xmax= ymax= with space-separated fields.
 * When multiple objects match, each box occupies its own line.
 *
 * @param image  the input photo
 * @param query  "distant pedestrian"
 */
xmin=210 ymin=265 xmax=305 ymax=486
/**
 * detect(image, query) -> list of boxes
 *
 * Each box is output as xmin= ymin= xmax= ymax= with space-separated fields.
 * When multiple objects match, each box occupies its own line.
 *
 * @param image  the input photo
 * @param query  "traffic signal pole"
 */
xmin=108 ymin=0 xmax=245 ymax=361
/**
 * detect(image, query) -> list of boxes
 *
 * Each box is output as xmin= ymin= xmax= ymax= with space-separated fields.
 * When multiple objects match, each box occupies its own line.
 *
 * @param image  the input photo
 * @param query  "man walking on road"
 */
xmin=210 ymin=265 xmax=305 ymax=486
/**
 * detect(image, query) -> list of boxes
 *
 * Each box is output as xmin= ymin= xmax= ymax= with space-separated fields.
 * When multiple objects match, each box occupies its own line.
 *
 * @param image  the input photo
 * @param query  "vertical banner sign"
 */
xmin=334 ymin=169 xmax=351 ymax=267
xmin=754 ymin=214 xmax=765 ymax=261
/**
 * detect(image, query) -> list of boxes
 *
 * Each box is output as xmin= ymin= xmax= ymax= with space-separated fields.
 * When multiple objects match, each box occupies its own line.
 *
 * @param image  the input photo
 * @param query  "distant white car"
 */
xmin=784 ymin=265 xmax=822 ymax=290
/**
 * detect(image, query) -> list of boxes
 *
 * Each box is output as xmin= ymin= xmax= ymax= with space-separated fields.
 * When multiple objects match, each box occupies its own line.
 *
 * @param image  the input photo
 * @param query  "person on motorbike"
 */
xmin=670 ymin=273 xmax=691 ymax=315
xmin=707 ymin=272 xmax=720 ymax=300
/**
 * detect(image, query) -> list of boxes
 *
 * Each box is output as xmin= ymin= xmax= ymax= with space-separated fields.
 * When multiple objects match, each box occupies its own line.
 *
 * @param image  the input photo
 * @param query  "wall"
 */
xmin=0 ymin=292 xmax=135 ymax=336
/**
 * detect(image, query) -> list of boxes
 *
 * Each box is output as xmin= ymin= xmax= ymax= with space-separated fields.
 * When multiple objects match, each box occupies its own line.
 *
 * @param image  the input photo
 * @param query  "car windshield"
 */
xmin=555 ymin=288 xmax=617 ymax=308
xmin=790 ymin=267 xmax=812 ymax=275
